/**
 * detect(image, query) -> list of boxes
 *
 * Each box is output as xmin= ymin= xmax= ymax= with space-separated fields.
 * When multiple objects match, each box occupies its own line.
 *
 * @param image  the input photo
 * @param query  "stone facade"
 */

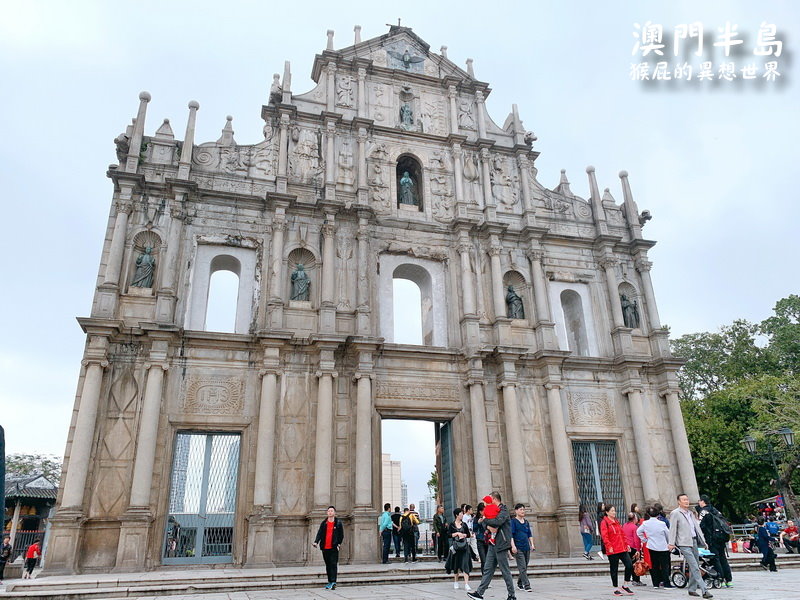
xmin=46 ymin=25 xmax=697 ymax=574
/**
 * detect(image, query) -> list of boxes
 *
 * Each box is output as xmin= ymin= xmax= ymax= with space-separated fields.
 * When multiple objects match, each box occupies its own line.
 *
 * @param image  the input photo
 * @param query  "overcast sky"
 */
xmin=1 ymin=3 xmax=797 ymax=506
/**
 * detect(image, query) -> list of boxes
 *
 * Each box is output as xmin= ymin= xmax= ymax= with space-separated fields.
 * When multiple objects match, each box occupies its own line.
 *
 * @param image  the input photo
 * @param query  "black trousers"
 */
xmin=784 ymin=538 xmax=800 ymax=553
xmin=648 ymin=549 xmax=670 ymax=587
xmin=760 ymin=547 xmax=777 ymax=571
xmin=381 ymin=529 xmax=393 ymax=563
xmin=0 ymin=559 xmax=6 ymax=581
xmin=608 ymin=551 xmax=634 ymax=588
xmin=435 ymin=531 xmax=448 ymax=560
xmin=477 ymin=539 xmax=488 ymax=571
xmin=322 ymin=548 xmax=339 ymax=583
xmin=476 ymin=544 xmax=516 ymax=598
xmin=402 ymin=533 xmax=415 ymax=561
xmin=710 ymin=541 xmax=732 ymax=582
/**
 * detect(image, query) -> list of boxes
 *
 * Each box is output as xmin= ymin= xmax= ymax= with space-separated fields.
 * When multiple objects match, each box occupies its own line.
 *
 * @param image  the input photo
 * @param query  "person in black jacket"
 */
xmin=313 ymin=506 xmax=345 ymax=589
xmin=467 ymin=491 xmax=517 ymax=600
xmin=697 ymin=495 xmax=732 ymax=587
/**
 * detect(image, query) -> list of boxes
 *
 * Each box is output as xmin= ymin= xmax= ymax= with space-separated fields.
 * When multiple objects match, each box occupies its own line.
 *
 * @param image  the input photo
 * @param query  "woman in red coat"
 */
xmin=600 ymin=505 xmax=635 ymax=596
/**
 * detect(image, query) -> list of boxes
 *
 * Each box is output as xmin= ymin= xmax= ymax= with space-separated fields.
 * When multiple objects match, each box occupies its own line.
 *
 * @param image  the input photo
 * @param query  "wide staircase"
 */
xmin=5 ymin=553 xmax=800 ymax=599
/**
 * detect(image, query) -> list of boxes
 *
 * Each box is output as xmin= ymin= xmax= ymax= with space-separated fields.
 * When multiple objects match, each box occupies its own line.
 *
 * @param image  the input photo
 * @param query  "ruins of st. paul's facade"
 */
xmin=46 ymin=25 xmax=698 ymax=573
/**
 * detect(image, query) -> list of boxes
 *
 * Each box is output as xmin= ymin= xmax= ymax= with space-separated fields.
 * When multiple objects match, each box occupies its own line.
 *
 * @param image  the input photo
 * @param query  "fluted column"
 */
xmin=664 ymin=391 xmax=699 ymax=499
xmin=600 ymin=256 xmax=625 ymax=328
xmin=62 ymin=358 xmax=107 ymax=509
xmin=479 ymin=148 xmax=494 ymax=208
xmin=475 ymin=90 xmax=487 ymax=138
xmin=129 ymin=361 xmax=168 ymax=507
xmin=313 ymin=369 xmax=336 ymax=506
xmin=517 ymin=155 xmax=534 ymax=212
xmin=528 ymin=250 xmax=551 ymax=323
xmin=321 ymin=220 xmax=336 ymax=304
xmin=357 ymin=68 xmax=366 ymax=118
xmin=545 ymin=383 xmax=577 ymax=506
xmin=458 ymin=236 xmax=475 ymax=316
xmin=500 ymin=381 xmax=528 ymax=504
xmin=325 ymin=121 xmax=336 ymax=186
xmin=357 ymin=127 xmax=368 ymax=191
xmin=488 ymin=241 xmax=505 ymax=320
xmin=452 ymin=143 xmax=465 ymax=202
xmin=326 ymin=62 xmax=336 ymax=112
xmin=468 ymin=381 xmax=491 ymax=494
xmin=277 ymin=114 xmax=289 ymax=177
xmin=354 ymin=372 xmax=373 ymax=507
xmin=636 ymin=258 xmax=662 ymax=329
xmin=125 ymin=91 xmax=151 ymax=173
xmin=254 ymin=369 xmax=279 ymax=507
xmin=159 ymin=202 xmax=185 ymax=294
xmin=448 ymin=85 xmax=458 ymax=134
xmin=627 ymin=387 xmax=659 ymax=502
xmin=103 ymin=199 xmax=133 ymax=287
xmin=269 ymin=219 xmax=286 ymax=301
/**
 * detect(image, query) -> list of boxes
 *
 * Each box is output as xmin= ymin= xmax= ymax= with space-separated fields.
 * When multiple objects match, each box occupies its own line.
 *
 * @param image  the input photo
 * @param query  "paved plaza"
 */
xmin=46 ymin=569 xmax=793 ymax=600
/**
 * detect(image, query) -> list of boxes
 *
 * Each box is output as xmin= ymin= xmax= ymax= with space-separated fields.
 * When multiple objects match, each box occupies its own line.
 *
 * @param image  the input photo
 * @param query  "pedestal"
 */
xmin=648 ymin=328 xmax=671 ymax=357
xmin=267 ymin=301 xmax=284 ymax=329
xmin=534 ymin=321 xmax=559 ymax=350
xmin=610 ymin=327 xmax=634 ymax=356
xmin=41 ymin=510 xmax=84 ymax=575
xmin=350 ymin=509 xmax=378 ymax=564
xmin=114 ymin=508 xmax=153 ymax=571
xmin=155 ymin=293 xmax=176 ymax=323
xmin=556 ymin=504 xmax=582 ymax=557
xmin=245 ymin=509 xmax=276 ymax=567
xmin=319 ymin=303 xmax=336 ymax=333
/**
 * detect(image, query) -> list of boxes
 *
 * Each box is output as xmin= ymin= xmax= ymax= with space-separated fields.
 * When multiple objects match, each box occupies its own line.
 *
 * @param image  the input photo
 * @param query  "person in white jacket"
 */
xmin=637 ymin=506 xmax=672 ymax=589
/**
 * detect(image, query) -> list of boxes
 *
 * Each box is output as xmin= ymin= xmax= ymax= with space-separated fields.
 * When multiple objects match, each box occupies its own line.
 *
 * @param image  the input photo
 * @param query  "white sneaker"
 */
xmin=465 ymin=583 xmax=472 ymax=591
xmin=453 ymin=582 xmax=459 ymax=589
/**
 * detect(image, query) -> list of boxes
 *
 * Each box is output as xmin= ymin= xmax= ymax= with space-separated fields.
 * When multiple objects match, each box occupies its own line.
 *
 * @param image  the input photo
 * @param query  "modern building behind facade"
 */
xmin=45 ymin=24 xmax=698 ymax=574
xmin=381 ymin=453 xmax=402 ymax=510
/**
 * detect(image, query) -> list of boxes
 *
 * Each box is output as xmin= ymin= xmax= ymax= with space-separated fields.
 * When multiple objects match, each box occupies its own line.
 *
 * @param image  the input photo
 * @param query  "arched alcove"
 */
xmin=128 ymin=230 xmax=162 ymax=290
xmin=560 ymin=289 xmax=589 ymax=356
xmin=618 ymin=281 xmax=641 ymax=330
xmin=392 ymin=278 xmax=423 ymax=344
xmin=393 ymin=263 xmax=433 ymax=345
xmin=396 ymin=154 xmax=423 ymax=211
xmin=286 ymin=247 xmax=317 ymax=305
xmin=206 ymin=257 xmax=241 ymax=333
xmin=503 ymin=270 xmax=528 ymax=320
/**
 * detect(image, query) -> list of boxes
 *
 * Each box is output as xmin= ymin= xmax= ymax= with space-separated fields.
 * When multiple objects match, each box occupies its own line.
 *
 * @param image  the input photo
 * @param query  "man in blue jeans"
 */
xmin=379 ymin=502 xmax=394 ymax=564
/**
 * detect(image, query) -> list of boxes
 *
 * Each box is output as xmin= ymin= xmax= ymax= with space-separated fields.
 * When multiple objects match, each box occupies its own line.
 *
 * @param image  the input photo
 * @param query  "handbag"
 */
xmin=633 ymin=552 xmax=650 ymax=577
xmin=451 ymin=537 xmax=468 ymax=552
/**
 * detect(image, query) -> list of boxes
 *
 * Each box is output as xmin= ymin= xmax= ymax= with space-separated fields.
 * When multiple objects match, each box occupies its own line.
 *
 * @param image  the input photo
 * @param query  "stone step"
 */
xmin=6 ymin=554 xmax=799 ymax=599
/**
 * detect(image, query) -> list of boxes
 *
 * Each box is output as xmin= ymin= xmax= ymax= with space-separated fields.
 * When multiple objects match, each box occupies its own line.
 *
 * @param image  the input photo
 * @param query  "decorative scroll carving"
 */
xmin=375 ymin=381 xmax=457 ymax=402
xmin=182 ymin=376 xmax=243 ymax=414
xmin=568 ymin=391 xmax=616 ymax=426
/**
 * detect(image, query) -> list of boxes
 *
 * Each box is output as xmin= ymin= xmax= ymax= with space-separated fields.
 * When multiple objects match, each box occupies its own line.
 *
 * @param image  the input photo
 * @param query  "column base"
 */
xmin=267 ymin=300 xmax=284 ymax=329
xmin=493 ymin=317 xmax=512 ymax=346
xmin=534 ymin=321 xmax=559 ymax=350
xmin=556 ymin=504 xmax=582 ymax=557
xmin=307 ymin=510 xmax=328 ymax=566
xmin=356 ymin=306 xmax=371 ymax=335
xmin=460 ymin=314 xmax=481 ymax=350
xmin=319 ymin=303 xmax=336 ymax=333
xmin=610 ymin=327 xmax=635 ymax=356
xmin=648 ymin=328 xmax=671 ymax=357
xmin=93 ymin=286 xmax=120 ymax=319
xmin=245 ymin=508 xmax=276 ymax=567
xmin=276 ymin=176 xmax=288 ymax=194
xmin=114 ymin=508 xmax=154 ymax=571
xmin=154 ymin=293 xmax=176 ymax=324
xmin=350 ymin=508 xmax=378 ymax=564
xmin=41 ymin=509 xmax=85 ymax=575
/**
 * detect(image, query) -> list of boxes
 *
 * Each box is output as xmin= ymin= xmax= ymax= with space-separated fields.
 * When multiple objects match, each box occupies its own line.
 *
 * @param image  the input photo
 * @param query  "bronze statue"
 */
xmin=131 ymin=246 xmax=156 ymax=288
xmin=620 ymin=294 xmax=640 ymax=328
xmin=399 ymin=171 xmax=418 ymax=205
xmin=506 ymin=285 xmax=524 ymax=319
xmin=291 ymin=264 xmax=311 ymax=301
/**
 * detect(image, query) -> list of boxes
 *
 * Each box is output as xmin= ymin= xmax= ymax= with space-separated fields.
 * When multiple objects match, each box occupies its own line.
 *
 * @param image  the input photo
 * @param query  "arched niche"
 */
xmin=560 ymin=289 xmax=589 ymax=356
xmin=396 ymin=154 xmax=423 ymax=211
xmin=618 ymin=281 xmax=642 ymax=330
xmin=503 ymin=270 xmax=529 ymax=320
xmin=206 ymin=255 xmax=241 ymax=333
xmin=186 ymin=245 xmax=256 ymax=334
xmin=127 ymin=230 xmax=162 ymax=291
xmin=286 ymin=247 xmax=317 ymax=305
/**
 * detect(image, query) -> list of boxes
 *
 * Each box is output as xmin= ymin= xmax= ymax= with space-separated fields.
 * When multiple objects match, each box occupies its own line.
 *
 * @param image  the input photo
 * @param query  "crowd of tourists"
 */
xmin=311 ymin=491 xmax=792 ymax=598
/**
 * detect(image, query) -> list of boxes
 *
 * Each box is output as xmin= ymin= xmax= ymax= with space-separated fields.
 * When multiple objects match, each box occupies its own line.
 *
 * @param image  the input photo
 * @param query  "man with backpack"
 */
xmin=698 ymin=495 xmax=733 ymax=588
xmin=399 ymin=507 xmax=419 ymax=563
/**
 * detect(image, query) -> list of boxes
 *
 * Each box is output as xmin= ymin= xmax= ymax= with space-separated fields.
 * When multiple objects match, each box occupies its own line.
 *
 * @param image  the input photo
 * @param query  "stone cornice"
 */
xmin=77 ymin=317 xmax=123 ymax=337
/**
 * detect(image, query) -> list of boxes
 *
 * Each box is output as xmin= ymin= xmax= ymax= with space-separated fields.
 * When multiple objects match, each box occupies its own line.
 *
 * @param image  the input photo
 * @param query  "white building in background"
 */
xmin=381 ymin=454 xmax=403 ymax=510
xmin=419 ymin=493 xmax=434 ymax=521
xmin=401 ymin=482 xmax=408 ymax=509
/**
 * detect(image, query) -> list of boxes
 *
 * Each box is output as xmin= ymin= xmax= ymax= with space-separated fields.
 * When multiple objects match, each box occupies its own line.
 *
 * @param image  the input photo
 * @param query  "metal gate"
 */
xmin=572 ymin=440 xmax=625 ymax=540
xmin=162 ymin=432 xmax=241 ymax=564
xmin=438 ymin=421 xmax=456 ymax=518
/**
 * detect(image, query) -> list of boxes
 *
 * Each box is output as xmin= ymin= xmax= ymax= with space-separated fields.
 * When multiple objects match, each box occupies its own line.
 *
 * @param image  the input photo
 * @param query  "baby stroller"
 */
xmin=670 ymin=548 xmax=723 ymax=589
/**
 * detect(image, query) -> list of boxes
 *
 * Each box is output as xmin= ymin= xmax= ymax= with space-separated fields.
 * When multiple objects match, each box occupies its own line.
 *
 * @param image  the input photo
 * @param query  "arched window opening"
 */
xmin=396 ymin=154 xmax=423 ymax=210
xmin=205 ymin=255 xmax=241 ymax=333
xmin=560 ymin=289 xmax=589 ymax=356
xmin=392 ymin=278 xmax=422 ymax=344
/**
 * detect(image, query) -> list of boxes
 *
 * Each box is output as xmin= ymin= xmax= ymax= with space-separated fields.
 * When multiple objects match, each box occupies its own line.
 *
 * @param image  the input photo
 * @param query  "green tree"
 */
xmin=674 ymin=295 xmax=800 ymax=520
xmin=6 ymin=453 xmax=63 ymax=481
xmin=426 ymin=470 xmax=438 ymax=501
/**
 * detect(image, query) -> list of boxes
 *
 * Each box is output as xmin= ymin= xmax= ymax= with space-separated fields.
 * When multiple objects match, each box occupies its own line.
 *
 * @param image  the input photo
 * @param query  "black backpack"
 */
xmin=401 ymin=514 xmax=414 ymax=533
xmin=708 ymin=511 xmax=732 ymax=543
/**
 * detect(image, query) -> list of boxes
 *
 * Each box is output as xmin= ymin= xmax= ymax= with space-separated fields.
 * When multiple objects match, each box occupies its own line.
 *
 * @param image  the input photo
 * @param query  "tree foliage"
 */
xmin=5 ymin=453 xmax=63 ymax=482
xmin=673 ymin=295 xmax=800 ymax=520
xmin=427 ymin=470 xmax=438 ymax=500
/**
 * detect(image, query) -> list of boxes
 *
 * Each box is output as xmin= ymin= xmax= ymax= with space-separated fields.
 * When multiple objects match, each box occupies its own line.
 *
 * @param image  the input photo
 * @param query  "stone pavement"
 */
xmin=81 ymin=569 xmax=798 ymax=600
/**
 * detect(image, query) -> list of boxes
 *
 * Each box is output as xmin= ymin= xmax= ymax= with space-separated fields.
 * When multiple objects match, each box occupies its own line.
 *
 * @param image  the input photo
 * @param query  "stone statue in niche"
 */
xmin=506 ymin=285 xmax=524 ymax=319
xmin=621 ymin=294 xmax=640 ymax=328
xmin=399 ymin=102 xmax=414 ymax=130
xmin=131 ymin=246 xmax=156 ymax=288
xmin=290 ymin=264 xmax=311 ymax=301
xmin=398 ymin=171 xmax=418 ymax=206
xmin=336 ymin=76 xmax=354 ymax=107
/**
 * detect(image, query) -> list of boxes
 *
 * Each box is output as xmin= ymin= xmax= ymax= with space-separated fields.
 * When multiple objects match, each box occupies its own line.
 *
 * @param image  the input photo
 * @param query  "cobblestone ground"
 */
xmin=122 ymin=569 xmax=795 ymax=600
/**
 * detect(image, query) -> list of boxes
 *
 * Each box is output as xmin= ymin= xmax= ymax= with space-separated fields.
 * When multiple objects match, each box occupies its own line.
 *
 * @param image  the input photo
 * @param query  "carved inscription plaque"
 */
xmin=568 ymin=391 xmax=616 ymax=426
xmin=183 ymin=376 xmax=243 ymax=414
xmin=375 ymin=381 xmax=457 ymax=403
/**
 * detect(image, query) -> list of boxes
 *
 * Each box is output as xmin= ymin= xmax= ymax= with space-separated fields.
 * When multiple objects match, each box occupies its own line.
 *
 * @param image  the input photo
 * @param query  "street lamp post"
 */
xmin=740 ymin=427 xmax=797 ymax=519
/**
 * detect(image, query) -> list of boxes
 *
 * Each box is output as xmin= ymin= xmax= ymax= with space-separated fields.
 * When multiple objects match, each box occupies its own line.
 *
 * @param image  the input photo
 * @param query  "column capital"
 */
xmin=488 ymin=244 xmax=502 ymax=257
xmin=143 ymin=361 xmax=169 ymax=372
xmin=457 ymin=241 xmax=472 ymax=255
xmin=598 ymin=256 xmax=619 ymax=270
xmin=635 ymin=258 xmax=653 ymax=272
xmin=115 ymin=199 xmax=133 ymax=214
xmin=475 ymin=89 xmax=485 ymax=103
xmin=658 ymin=388 xmax=680 ymax=399
xmin=258 ymin=368 xmax=283 ymax=378
xmin=451 ymin=142 xmax=463 ymax=156
xmin=479 ymin=147 xmax=491 ymax=161
xmin=271 ymin=219 xmax=286 ymax=234
xmin=357 ymin=67 xmax=366 ymax=79
xmin=169 ymin=204 xmax=186 ymax=220
xmin=497 ymin=380 xmax=517 ymax=390
xmin=326 ymin=61 xmax=337 ymax=74
xmin=516 ymin=154 xmax=530 ymax=167
xmin=448 ymin=85 xmax=457 ymax=98
xmin=464 ymin=378 xmax=484 ymax=388
xmin=315 ymin=369 xmax=338 ymax=379
xmin=279 ymin=113 xmax=291 ymax=127
xmin=82 ymin=358 xmax=109 ymax=369
xmin=622 ymin=386 xmax=644 ymax=396
xmin=352 ymin=371 xmax=373 ymax=382
xmin=527 ymin=249 xmax=545 ymax=263
xmin=321 ymin=221 xmax=335 ymax=239
xmin=544 ymin=382 xmax=562 ymax=391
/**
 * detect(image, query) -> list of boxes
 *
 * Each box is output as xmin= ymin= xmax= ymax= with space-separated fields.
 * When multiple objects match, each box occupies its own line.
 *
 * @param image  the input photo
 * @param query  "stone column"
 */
xmin=325 ymin=121 xmax=336 ymax=186
xmin=448 ymin=85 xmax=458 ymax=134
xmin=62 ymin=358 xmax=107 ymax=509
xmin=479 ymin=148 xmax=494 ymax=208
xmin=457 ymin=236 xmax=475 ymax=316
xmin=356 ymin=127 xmax=368 ymax=191
xmin=627 ymin=387 xmax=659 ymax=502
xmin=517 ymin=155 xmax=534 ymax=212
xmin=475 ymin=90 xmax=487 ymax=138
xmin=500 ymin=381 xmax=529 ymax=504
xmin=128 ymin=361 xmax=167 ymax=507
xmin=452 ymin=143 xmax=465 ymax=202
xmin=103 ymin=199 xmax=133 ymax=287
xmin=636 ymin=258 xmax=662 ymax=329
xmin=600 ymin=257 xmax=625 ymax=328
xmin=545 ymin=384 xmax=577 ymax=506
xmin=313 ymin=368 xmax=336 ymax=507
xmin=277 ymin=114 xmax=290 ymax=177
xmin=125 ymin=91 xmax=151 ymax=173
xmin=528 ymin=250 xmax=551 ymax=323
xmin=269 ymin=219 xmax=286 ymax=301
xmin=488 ymin=241 xmax=506 ymax=320
xmin=254 ymin=369 xmax=279 ymax=507
xmin=356 ymin=216 xmax=370 ymax=335
xmin=326 ymin=62 xmax=336 ymax=112
xmin=357 ymin=67 xmax=367 ymax=118
xmin=321 ymin=219 xmax=336 ymax=304
xmin=155 ymin=201 xmax=186 ymax=323
xmin=664 ymin=391 xmax=699 ymax=499
xmin=353 ymin=373 xmax=373 ymax=507
xmin=468 ymin=381 xmax=492 ymax=494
